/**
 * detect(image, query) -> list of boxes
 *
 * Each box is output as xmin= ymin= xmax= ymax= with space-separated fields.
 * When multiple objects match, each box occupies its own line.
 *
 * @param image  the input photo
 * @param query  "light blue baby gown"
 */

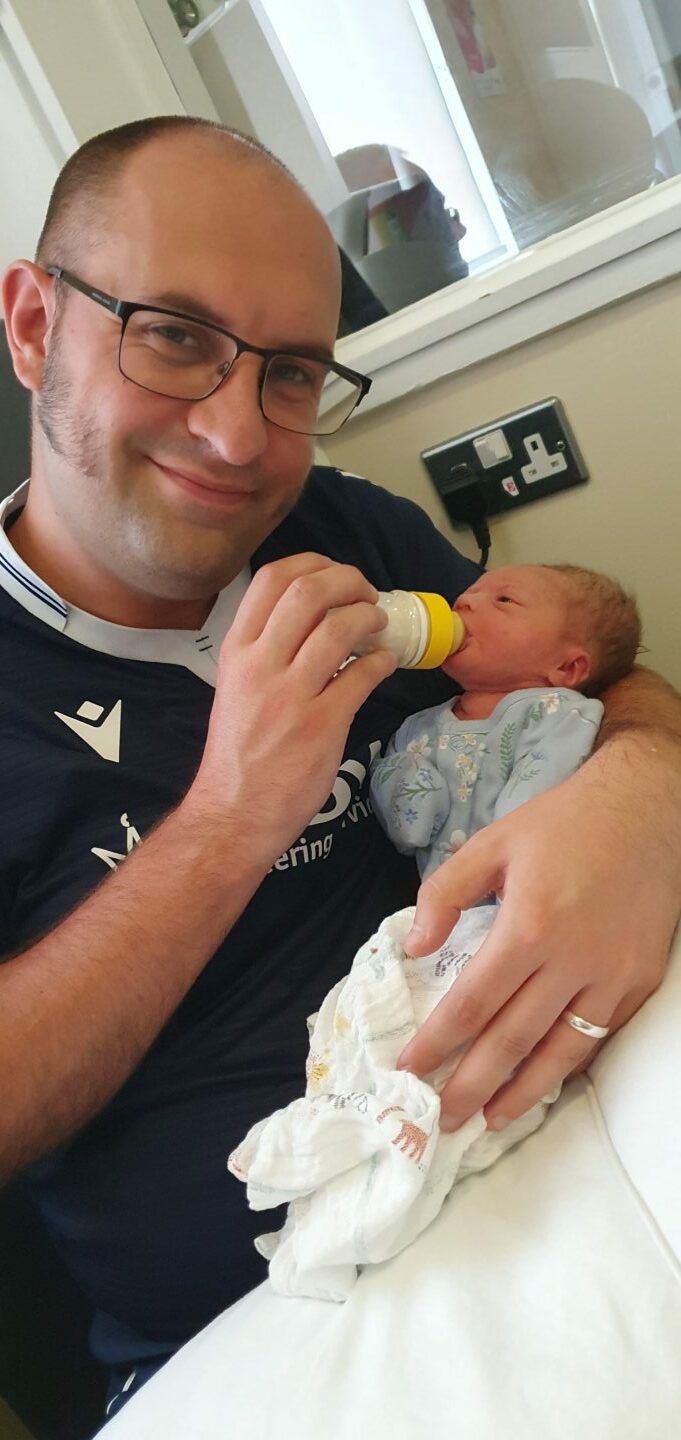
xmin=370 ymin=687 xmax=603 ymax=879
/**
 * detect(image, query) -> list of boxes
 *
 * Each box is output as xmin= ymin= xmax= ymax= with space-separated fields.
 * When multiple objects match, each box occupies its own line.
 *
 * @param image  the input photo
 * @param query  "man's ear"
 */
xmin=1 ymin=260 xmax=56 ymax=394
xmin=548 ymin=647 xmax=592 ymax=690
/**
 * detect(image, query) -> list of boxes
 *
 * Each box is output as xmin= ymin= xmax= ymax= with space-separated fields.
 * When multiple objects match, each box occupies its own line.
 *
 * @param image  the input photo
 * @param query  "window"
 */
xmin=147 ymin=0 xmax=681 ymax=407
xmin=6 ymin=0 xmax=680 ymax=414
xmin=245 ymin=0 xmax=681 ymax=329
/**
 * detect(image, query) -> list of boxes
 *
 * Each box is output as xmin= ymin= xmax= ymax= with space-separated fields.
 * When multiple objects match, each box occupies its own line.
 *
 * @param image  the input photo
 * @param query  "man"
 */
xmin=1 ymin=116 xmax=680 ymax=1410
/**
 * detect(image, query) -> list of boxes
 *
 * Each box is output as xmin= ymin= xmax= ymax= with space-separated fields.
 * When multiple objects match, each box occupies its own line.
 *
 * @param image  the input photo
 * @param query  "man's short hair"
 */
xmin=35 ymin=115 xmax=299 ymax=271
xmin=543 ymin=563 xmax=642 ymax=695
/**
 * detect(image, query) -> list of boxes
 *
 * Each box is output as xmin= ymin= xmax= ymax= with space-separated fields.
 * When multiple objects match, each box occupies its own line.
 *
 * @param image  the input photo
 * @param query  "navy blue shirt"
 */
xmin=1 ymin=467 xmax=479 ymax=1368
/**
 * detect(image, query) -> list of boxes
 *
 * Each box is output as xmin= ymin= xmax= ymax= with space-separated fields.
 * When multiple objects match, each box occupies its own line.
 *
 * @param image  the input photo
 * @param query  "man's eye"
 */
xmin=271 ymin=361 xmax=312 ymax=386
xmin=140 ymin=321 xmax=220 ymax=365
xmin=497 ymin=595 xmax=514 ymax=604
xmin=152 ymin=325 xmax=195 ymax=348
xmin=268 ymin=358 xmax=325 ymax=395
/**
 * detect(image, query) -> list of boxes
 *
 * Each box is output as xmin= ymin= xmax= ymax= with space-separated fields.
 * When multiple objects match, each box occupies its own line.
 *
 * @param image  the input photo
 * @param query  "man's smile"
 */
xmin=148 ymin=457 xmax=256 ymax=508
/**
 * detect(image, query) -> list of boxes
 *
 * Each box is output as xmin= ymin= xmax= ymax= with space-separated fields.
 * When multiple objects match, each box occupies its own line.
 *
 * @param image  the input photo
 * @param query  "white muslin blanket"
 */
xmin=228 ymin=905 xmax=557 ymax=1300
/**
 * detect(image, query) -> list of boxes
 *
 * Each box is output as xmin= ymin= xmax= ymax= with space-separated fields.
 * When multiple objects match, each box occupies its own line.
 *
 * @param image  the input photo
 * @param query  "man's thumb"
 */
xmin=404 ymin=834 xmax=503 ymax=956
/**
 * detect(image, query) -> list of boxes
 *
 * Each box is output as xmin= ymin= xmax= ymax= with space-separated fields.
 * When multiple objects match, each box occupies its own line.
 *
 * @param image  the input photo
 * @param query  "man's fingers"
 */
xmin=229 ymin=553 xmax=338 ymax=644
xmin=398 ymin=913 xmax=536 ymax=1075
xmin=404 ymin=835 xmax=505 ymax=958
xmin=553 ymin=981 xmax=645 ymax=1079
xmin=295 ymin=602 xmax=389 ymax=689
xmin=473 ymin=984 xmax=617 ymax=1131
xmin=432 ymin=968 xmax=589 ymax=1130
xmin=259 ymin=563 xmax=380 ymax=666
xmin=324 ymin=646 xmax=397 ymax=715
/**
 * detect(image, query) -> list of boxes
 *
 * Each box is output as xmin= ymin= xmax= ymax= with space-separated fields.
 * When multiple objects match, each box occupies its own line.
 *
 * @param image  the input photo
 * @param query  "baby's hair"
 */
xmin=541 ymin=564 xmax=642 ymax=696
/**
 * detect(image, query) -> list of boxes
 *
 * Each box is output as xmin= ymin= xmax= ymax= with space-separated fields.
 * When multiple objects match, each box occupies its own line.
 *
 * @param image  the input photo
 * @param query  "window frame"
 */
xmin=331 ymin=175 xmax=681 ymax=419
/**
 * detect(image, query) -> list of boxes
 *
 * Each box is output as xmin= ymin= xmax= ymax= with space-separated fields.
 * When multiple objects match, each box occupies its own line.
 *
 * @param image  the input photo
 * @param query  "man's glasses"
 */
xmin=46 ymin=267 xmax=372 ymax=437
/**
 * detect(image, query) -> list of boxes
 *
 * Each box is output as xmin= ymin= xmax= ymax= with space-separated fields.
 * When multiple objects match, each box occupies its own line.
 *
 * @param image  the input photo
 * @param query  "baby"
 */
xmin=228 ymin=564 xmax=641 ymax=1301
xmin=370 ymin=563 xmax=641 ymax=878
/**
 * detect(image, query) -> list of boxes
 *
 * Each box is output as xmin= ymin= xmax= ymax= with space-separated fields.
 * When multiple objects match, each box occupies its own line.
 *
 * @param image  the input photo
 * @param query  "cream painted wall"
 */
xmin=0 ymin=41 xmax=61 ymax=270
xmin=324 ymin=273 xmax=681 ymax=688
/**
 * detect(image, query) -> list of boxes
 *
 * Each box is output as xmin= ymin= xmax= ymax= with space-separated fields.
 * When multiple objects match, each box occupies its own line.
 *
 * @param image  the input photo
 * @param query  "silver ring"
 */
xmin=561 ymin=1009 xmax=610 ymax=1040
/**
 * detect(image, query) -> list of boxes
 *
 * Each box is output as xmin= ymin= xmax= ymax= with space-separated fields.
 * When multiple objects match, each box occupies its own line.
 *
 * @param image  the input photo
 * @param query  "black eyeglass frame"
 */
xmin=45 ymin=266 xmax=372 ymax=436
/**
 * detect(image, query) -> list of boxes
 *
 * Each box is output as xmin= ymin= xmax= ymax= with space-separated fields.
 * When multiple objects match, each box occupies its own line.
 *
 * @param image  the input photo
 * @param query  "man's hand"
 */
xmin=398 ymin=733 xmax=681 ymax=1132
xmin=191 ymin=553 xmax=395 ymax=865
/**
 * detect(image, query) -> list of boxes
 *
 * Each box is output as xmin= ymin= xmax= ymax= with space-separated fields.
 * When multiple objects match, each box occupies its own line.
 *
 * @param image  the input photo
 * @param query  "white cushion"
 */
xmin=103 ymin=927 xmax=681 ymax=1440
xmin=588 ymin=923 xmax=681 ymax=1261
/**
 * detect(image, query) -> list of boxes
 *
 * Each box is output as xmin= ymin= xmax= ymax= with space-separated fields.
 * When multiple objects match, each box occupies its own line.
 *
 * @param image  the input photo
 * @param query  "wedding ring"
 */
xmin=561 ymin=1009 xmax=610 ymax=1040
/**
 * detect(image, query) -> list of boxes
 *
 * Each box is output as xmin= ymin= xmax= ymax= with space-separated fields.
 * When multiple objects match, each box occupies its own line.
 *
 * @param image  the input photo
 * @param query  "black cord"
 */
xmin=472 ymin=518 xmax=490 ymax=568
xmin=443 ymin=473 xmax=491 ymax=568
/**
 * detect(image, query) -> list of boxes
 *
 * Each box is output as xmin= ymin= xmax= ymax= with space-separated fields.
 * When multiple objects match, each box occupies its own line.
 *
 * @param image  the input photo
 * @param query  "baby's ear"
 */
xmin=548 ymin=648 xmax=591 ymax=690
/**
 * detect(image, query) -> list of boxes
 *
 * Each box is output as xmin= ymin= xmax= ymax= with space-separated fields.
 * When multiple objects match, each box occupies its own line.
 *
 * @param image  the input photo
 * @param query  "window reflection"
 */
xmin=330 ymin=145 xmax=469 ymax=330
xmin=204 ymin=1 xmax=681 ymax=334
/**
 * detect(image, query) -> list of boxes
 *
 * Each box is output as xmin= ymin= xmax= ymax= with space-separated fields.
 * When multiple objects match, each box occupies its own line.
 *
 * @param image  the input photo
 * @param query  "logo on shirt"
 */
xmin=269 ymin=741 xmax=383 ymax=875
xmin=92 ymin=812 xmax=141 ymax=870
xmin=54 ymin=699 xmax=122 ymax=763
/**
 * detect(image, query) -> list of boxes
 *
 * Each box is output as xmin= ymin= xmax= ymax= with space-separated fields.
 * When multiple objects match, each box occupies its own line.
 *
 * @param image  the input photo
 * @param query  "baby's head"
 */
xmin=443 ymin=564 xmax=641 ymax=697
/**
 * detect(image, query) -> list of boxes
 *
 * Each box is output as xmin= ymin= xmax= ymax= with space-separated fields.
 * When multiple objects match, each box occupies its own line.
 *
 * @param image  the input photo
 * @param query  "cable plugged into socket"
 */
xmin=421 ymin=398 xmax=589 ymax=552
xmin=436 ymin=464 xmax=491 ymax=566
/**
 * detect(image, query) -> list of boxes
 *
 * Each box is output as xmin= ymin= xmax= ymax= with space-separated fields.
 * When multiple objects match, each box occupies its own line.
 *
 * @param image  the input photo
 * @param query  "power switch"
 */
xmin=474 ymin=428 xmax=512 ymax=469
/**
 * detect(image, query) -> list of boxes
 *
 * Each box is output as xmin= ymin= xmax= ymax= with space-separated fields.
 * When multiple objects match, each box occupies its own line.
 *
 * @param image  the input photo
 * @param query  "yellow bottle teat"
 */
xmin=411 ymin=592 xmax=466 ymax=669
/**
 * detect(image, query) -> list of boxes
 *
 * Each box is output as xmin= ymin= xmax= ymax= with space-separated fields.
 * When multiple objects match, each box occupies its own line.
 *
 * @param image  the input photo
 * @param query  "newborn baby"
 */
xmin=370 ymin=563 xmax=637 ymax=877
xmin=229 ymin=563 xmax=641 ymax=1300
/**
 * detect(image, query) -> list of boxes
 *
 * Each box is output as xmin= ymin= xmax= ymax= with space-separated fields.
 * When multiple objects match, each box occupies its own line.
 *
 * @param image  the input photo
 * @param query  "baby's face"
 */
xmin=442 ymin=566 xmax=585 ymax=692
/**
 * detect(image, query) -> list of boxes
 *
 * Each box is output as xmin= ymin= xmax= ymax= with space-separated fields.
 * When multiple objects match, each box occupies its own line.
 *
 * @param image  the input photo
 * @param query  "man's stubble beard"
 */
xmin=35 ymin=339 xmax=305 ymax=600
xmin=36 ymin=349 xmax=180 ymax=591
xmin=37 ymin=330 xmax=105 ymax=482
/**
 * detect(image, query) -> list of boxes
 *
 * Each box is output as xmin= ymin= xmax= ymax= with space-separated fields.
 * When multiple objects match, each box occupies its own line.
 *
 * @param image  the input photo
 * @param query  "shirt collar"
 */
xmin=0 ymin=481 xmax=249 ymax=685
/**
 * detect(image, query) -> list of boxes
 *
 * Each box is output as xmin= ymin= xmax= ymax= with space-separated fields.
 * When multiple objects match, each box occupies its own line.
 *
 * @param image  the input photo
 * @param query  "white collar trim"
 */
xmin=0 ymin=482 xmax=249 ymax=685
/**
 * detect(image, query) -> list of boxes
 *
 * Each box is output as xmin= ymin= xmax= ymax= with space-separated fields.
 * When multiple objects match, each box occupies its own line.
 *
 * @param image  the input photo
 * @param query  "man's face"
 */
xmin=35 ymin=137 xmax=342 ymax=601
xmin=442 ymin=567 xmax=579 ymax=691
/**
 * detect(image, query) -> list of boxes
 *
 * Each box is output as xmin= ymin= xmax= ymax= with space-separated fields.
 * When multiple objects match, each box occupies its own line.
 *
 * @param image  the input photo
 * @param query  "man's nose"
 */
xmin=184 ymin=356 xmax=268 ymax=464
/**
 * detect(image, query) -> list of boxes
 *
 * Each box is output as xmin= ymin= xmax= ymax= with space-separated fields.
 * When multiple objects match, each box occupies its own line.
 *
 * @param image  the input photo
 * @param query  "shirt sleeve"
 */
xmin=370 ymin=720 xmax=451 ymax=856
xmin=492 ymin=692 xmax=604 ymax=823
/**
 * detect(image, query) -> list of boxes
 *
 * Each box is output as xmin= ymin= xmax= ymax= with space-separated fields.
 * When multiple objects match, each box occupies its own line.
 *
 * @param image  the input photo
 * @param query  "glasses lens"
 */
xmin=262 ymin=355 xmax=362 ymax=435
xmin=120 ymin=312 xmax=236 ymax=399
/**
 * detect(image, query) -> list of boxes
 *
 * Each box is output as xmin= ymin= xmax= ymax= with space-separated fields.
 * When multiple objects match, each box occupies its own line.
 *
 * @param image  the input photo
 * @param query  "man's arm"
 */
xmin=1 ymin=797 xmax=266 ymax=1181
xmin=0 ymin=555 xmax=395 ymax=1183
xmin=596 ymin=663 xmax=681 ymax=746
xmin=398 ymin=665 xmax=681 ymax=1130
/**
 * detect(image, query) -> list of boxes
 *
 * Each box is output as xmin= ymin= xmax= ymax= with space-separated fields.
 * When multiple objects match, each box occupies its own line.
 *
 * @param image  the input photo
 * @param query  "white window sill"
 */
xmin=333 ymin=175 xmax=681 ymax=420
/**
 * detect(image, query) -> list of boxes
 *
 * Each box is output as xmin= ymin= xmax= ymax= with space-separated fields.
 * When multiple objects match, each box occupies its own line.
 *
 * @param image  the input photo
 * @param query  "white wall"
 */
xmin=0 ymin=34 xmax=61 ymax=271
xmin=6 ymin=0 xmax=185 ymax=145
xmin=0 ymin=0 xmax=191 ymax=278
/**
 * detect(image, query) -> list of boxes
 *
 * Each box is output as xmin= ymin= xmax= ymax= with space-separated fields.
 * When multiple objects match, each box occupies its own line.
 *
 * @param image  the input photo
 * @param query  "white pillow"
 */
xmin=588 ymin=922 xmax=681 ymax=1260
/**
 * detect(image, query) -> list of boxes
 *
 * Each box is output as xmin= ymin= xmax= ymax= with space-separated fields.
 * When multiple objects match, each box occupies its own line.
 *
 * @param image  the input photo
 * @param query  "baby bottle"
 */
xmin=355 ymin=591 xmax=466 ymax=669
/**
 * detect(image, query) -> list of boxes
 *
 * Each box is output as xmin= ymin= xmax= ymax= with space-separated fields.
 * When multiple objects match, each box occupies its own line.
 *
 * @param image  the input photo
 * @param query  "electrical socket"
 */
xmin=421 ymin=398 xmax=588 ymax=524
xmin=521 ymin=433 xmax=568 ymax=484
